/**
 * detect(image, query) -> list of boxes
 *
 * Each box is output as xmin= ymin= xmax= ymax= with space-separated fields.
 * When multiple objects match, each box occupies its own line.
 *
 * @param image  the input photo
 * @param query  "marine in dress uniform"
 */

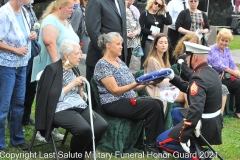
xmin=156 ymin=42 xmax=223 ymax=160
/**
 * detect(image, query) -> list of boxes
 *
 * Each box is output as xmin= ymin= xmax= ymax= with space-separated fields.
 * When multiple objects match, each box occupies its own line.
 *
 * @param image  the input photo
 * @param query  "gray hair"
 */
xmin=60 ymin=39 xmax=80 ymax=59
xmin=97 ymin=32 xmax=123 ymax=55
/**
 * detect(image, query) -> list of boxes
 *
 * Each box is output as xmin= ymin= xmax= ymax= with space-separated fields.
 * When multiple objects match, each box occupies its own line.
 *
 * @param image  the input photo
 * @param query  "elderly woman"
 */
xmin=31 ymin=0 xmax=79 ymax=82
xmin=36 ymin=39 xmax=108 ymax=159
xmin=208 ymin=28 xmax=240 ymax=118
xmin=139 ymin=0 xmax=172 ymax=68
xmin=175 ymin=0 xmax=209 ymax=42
xmin=93 ymin=32 xmax=165 ymax=154
xmin=125 ymin=0 xmax=141 ymax=67
xmin=0 ymin=0 xmax=38 ymax=151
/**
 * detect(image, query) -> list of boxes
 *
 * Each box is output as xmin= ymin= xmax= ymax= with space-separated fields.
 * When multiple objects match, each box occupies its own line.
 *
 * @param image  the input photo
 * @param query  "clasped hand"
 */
xmin=73 ymin=76 xmax=85 ymax=88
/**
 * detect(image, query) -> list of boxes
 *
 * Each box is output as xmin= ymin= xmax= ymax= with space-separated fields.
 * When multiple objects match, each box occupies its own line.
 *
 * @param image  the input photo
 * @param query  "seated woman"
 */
xmin=93 ymin=32 xmax=165 ymax=154
xmin=35 ymin=39 xmax=108 ymax=159
xmin=208 ymin=28 xmax=240 ymax=118
xmin=175 ymin=33 xmax=229 ymax=115
xmin=143 ymin=33 xmax=188 ymax=109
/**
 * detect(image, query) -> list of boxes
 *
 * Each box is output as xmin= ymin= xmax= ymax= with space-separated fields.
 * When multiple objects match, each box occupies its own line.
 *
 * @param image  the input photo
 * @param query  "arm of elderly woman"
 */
xmin=0 ymin=41 xmax=28 ymax=56
xmin=62 ymin=76 xmax=85 ymax=99
xmin=42 ymin=25 xmax=59 ymax=62
xmin=101 ymin=77 xmax=151 ymax=96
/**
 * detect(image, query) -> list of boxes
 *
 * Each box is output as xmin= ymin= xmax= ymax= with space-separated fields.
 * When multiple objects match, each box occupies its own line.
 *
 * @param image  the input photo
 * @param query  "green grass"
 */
xmin=2 ymin=101 xmax=240 ymax=160
xmin=229 ymin=36 xmax=240 ymax=50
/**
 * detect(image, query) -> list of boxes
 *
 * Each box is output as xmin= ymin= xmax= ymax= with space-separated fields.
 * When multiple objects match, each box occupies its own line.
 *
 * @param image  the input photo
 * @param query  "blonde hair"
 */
xmin=173 ymin=32 xmax=201 ymax=59
xmin=143 ymin=33 xmax=171 ymax=68
xmin=39 ymin=0 xmax=77 ymax=23
xmin=145 ymin=0 xmax=166 ymax=15
xmin=216 ymin=28 xmax=233 ymax=42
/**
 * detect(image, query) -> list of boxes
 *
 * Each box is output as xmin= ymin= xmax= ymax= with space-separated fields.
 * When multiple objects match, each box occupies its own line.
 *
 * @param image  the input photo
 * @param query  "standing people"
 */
xmin=85 ymin=0 xmax=127 ymax=82
xmin=71 ymin=0 xmax=90 ymax=55
xmin=22 ymin=0 xmax=38 ymax=126
xmin=175 ymin=0 xmax=209 ymax=40
xmin=157 ymin=42 xmax=223 ymax=157
xmin=167 ymin=0 xmax=189 ymax=65
xmin=208 ymin=28 xmax=240 ymax=118
xmin=125 ymin=0 xmax=141 ymax=67
xmin=139 ymin=0 xmax=172 ymax=69
xmin=31 ymin=0 xmax=79 ymax=82
xmin=0 ymin=0 xmax=38 ymax=151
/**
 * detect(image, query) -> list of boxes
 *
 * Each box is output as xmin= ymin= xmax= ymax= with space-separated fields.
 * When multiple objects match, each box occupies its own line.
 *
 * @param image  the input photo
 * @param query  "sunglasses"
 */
xmin=189 ymin=0 xmax=198 ymax=3
xmin=154 ymin=1 xmax=162 ymax=8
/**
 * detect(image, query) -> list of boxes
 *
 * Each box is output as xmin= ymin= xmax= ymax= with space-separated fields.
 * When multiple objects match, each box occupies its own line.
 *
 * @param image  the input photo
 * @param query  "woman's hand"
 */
xmin=151 ymin=31 xmax=158 ymax=37
xmin=163 ymin=4 xmax=168 ymax=12
xmin=14 ymin=46 xmax=28 ymax=56
xmin=29 ymin=31 xmax=38 ymax=40
xmin=233 ymin=70 xmax=240 ymax=78
xmin=127 ymin=30 xmax=138 ymax=38
xmin=72 ymin=76 xmax=85 ymax=87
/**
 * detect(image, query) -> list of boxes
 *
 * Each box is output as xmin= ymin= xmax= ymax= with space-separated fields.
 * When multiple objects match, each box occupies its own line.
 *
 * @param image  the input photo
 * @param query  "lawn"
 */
xmin=229 ymin=36 xmax=240 ymax=50
xmin=2 ymin=103 xmax=240 ymax=160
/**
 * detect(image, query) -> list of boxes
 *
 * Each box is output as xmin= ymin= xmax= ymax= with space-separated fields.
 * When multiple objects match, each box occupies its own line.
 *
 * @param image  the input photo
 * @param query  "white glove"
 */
xmin=165 ymin=68 xmax=174 ymax=80
xmin=194 ymin=120 xmax=202 ymax=137
xmin=180 ymin=139 xmax=191 ymax=153
xmin=177 ymin=59 xmax=184 ymax=65
xmin=36 ymin=70 xmax=43 ymax=81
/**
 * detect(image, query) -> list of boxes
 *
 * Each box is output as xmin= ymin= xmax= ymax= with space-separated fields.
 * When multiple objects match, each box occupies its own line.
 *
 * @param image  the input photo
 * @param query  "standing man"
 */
xmin=156 ymin=42 xmax=223 ymax=157
xmin=167 ymin=0 xmax=189 ymax=65
xmin=85 ymin=0 xmax=127 ymax=110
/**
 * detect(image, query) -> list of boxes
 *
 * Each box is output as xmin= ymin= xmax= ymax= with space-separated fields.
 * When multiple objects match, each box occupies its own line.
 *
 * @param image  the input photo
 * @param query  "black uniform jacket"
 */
xmin=35 ymin=60 xmax=63 ymax=141
xmin=168 ymin=62 xmax=223 ymax=145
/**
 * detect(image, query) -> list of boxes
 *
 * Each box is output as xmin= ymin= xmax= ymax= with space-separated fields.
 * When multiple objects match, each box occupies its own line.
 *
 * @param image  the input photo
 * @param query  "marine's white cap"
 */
xmin=183 ymin=41 xmax=210 ymax=54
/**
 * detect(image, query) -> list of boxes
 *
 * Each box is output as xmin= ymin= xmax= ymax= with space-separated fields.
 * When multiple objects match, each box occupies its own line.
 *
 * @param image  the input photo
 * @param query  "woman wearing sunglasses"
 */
xmin=139 ymin=0 xmax=172 ymax=69
xmin=175 ymin=0 xmax=209 ymax=43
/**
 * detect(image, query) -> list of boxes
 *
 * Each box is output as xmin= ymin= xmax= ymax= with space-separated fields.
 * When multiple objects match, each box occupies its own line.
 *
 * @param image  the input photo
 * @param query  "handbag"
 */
xmin=132 ymin=44 xmax=144 ymax=57
xmin=31 ymin=40 xmax=41 ymax=57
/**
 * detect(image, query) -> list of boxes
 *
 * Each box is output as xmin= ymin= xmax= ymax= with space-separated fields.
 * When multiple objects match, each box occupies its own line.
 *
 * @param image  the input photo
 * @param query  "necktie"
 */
xmin=183 ymin=1 xmax=186 ymax=10
xmin=115 ymin=0 xmax=121 ymax=16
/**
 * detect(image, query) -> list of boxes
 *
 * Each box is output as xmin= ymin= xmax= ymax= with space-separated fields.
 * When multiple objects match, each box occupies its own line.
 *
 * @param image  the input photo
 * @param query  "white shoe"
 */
xmin=35 ymin=131 xmax=47 ymax=142
xmin=52 ymin=129 xmax=64 ymax=140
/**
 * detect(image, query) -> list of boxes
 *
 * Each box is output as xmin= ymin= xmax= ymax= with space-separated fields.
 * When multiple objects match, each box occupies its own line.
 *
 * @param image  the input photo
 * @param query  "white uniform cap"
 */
xmin=183 ymin=41 xmax=210 ymax=54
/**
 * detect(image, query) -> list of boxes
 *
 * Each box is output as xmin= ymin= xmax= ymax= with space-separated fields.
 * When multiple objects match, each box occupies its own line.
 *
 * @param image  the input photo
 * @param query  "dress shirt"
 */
xmin=167 ymin=0 xmax=189 ymax=30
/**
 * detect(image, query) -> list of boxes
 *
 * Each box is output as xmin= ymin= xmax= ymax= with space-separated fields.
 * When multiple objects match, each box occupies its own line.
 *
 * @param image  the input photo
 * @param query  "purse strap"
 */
xmin=21 ymin=7 xmax=31 ymax=30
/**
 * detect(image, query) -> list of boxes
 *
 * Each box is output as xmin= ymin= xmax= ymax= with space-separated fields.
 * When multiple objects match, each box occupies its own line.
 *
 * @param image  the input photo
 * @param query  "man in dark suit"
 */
xmin=85 ymin=0 xmax=127 ymax=110
xmin=85 ymin=0 xmax=127 ymax=81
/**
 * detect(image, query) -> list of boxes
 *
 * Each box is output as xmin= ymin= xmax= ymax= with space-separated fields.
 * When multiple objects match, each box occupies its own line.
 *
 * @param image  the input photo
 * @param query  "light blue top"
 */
xmin=15 ymin=13 xmax=28 ymax=43
xmin=93 ymin=59 xmax=136 ymax=105
xmin=0 ymin=3 xmax=31 ymax=67
xmin=31 ymin=14 xmax=79 ymax=81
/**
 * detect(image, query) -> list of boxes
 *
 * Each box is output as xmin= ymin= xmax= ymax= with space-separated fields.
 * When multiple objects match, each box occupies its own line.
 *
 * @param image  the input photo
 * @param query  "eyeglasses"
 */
xmin=189 ymin=0 xmax=198 ymax=3
xmin=154 ymin=1 xmax=162 ymax=8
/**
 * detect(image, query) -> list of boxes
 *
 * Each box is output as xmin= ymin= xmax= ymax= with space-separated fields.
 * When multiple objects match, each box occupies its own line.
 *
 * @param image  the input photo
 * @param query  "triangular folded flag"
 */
xmin=136 ymin=69 xmax=172 ymax=83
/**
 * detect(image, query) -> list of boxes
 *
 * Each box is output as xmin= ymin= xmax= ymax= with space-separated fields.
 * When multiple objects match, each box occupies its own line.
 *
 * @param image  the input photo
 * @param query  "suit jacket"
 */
xmin=35 ymin=60 xmax=63 ymax=141
xmin=85 ymin=0 xmax=127 ymax=67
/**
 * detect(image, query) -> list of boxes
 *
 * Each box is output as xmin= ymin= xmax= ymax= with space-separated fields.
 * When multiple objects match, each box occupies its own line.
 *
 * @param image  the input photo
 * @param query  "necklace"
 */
xmin=152 ymin=14 xmax=159 ymax=26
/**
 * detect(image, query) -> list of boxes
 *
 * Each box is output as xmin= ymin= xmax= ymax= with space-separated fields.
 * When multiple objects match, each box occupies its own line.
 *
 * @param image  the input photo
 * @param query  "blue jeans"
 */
xmin=0 ymin=66 xmax=26 ymax=149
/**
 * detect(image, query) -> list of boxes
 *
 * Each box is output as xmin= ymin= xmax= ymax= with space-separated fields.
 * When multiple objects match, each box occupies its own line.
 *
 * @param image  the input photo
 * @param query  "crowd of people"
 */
xmin=0 ymin=0 xmax=239 ymax=159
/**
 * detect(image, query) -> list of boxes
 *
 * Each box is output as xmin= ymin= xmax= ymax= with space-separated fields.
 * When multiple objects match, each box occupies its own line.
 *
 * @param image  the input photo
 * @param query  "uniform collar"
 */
xmin=194 ymin=62 xmax=209 ymax=72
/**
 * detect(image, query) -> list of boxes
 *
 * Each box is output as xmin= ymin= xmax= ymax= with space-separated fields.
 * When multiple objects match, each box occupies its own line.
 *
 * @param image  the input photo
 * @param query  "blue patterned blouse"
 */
xmin=94 ymin=59 xmax=137 ymax=105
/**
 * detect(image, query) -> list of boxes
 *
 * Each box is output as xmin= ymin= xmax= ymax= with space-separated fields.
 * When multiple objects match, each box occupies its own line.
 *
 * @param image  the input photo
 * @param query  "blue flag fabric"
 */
xmin=136 ymin=69 xmax=172 ymax=83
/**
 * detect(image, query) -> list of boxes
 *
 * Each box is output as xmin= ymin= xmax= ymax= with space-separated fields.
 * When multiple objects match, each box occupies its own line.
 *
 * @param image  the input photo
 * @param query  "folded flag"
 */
xmin=136 ymin=69 xmax=172 ymax=83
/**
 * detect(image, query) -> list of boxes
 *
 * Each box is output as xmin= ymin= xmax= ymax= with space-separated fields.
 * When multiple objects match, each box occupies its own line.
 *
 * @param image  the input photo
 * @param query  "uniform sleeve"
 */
xmin=179 ymin=76 xmax=206 ymax=143
xmin=169 ymin=75 xmax=189 ymax=93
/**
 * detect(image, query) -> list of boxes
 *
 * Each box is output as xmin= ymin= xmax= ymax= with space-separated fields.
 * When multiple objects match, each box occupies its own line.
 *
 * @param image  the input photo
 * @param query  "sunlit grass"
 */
xmin=229 ymin=36 xmax=240 ymax=50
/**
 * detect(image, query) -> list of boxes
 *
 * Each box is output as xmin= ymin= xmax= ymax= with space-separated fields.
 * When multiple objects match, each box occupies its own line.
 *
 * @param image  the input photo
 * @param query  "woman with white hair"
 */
xmin=35 ymin=39 xmax=108 ymax=159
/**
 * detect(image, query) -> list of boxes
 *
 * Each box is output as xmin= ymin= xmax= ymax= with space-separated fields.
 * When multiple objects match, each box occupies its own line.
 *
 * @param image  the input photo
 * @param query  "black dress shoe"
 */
xmin=144 ymin=141 xmax=159 ymax=157
xmin=13 ymin=143 xmax=28 ymax=151
xmin=22 ymin=119 xmax=35 ymax=126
